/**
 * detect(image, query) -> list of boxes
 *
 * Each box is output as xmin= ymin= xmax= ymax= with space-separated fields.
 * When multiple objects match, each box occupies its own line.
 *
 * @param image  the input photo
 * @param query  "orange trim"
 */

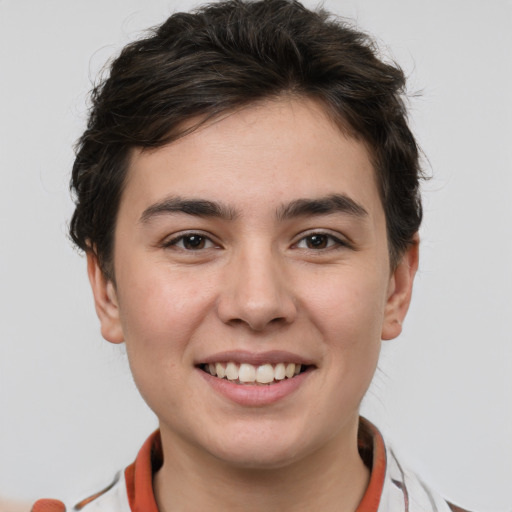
xmin=31 ymin=499 xmax=66 ymax=512
xmin=124 ymin=418 xmax=386 ymax=512
xmin=125 ymin=430 xmax=161 ymax=512
xmin=355 ymin=417 xmax=387 ymax=512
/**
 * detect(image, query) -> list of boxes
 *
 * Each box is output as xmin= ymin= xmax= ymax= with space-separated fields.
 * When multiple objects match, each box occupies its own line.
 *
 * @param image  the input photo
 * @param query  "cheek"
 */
xmin=302 ymin=266 xmax=387 ymax=401
xmin=303 ymin=267 xmax=389 ymax=345
xmin=115 ymin=264 xmax=217 ymax=363
xmin=115 ymin=268 xmax=219 ymax=413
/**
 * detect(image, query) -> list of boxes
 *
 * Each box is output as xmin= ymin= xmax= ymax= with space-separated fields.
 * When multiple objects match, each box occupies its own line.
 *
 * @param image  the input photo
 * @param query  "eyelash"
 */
xmin=162 ymin=232 xmax=219 ymax=251
xmin=294 ymin=232 xmax=349 ymax=251
xmin=162 ymin=231 xmax=349 ymax=252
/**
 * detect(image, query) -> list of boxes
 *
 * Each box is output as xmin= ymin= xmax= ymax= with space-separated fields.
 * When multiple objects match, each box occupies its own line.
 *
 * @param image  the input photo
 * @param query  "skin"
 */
xmin=88 ymin=98 xmax=418 ymax=512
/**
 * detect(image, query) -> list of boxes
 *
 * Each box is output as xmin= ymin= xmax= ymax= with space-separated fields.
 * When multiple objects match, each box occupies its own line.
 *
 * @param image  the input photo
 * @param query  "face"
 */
xmin=89 ymin=98 xmax=417 ymax=470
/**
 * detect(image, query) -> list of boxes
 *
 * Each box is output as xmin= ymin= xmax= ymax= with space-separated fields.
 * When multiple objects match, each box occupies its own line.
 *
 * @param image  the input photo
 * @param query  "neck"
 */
xmin=154 ymin=420 xmax=370 ymax=512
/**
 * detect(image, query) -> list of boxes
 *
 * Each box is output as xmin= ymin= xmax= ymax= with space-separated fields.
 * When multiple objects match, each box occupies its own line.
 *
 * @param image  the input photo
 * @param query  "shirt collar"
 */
xmin=124 ymin=417 xmax=386 ymax=512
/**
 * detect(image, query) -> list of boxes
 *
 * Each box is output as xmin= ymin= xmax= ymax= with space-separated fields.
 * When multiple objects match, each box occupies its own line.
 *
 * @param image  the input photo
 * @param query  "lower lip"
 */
xmin=197 ymin=368 xmax=313 ymax=406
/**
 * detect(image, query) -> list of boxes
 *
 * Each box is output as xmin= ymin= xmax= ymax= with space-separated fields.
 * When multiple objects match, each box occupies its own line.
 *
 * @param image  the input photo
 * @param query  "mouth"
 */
xmin=199 ymin=361 xmax=311 ymax=385
xmin=196 ymin=352 xmax=315 ymax=405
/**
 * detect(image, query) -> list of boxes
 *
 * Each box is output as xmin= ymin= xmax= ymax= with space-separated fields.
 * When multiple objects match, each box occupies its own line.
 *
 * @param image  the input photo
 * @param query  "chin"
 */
xmin=213 ymin=445 xmax=303 ymax=470
xmin=205 ymin=425 xmax=313 ymax=470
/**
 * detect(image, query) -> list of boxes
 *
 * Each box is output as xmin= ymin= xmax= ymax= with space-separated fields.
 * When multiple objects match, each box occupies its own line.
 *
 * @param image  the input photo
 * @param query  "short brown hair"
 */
xmin=70 ymin=0 xmax=423 ymax=278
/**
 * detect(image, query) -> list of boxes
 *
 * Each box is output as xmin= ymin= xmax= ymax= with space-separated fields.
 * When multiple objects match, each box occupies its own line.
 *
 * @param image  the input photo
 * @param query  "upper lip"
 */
xmin=197 ymin=350 xmax=315 ymax=366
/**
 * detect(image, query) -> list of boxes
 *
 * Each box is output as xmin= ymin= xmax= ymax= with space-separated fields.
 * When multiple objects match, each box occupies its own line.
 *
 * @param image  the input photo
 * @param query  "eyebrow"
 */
xmin=276 ymin=194 xmax=368 ymax=221
xmin=139 ymin=193 xmax=368 ymax=224
xmin=140 ymin=196 xmax=238 ymax=223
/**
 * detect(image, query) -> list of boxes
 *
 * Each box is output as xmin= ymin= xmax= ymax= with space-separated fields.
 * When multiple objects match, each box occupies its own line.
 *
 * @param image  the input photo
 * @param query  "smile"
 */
xmin=201 ymin=362 xmax=307 ymax=385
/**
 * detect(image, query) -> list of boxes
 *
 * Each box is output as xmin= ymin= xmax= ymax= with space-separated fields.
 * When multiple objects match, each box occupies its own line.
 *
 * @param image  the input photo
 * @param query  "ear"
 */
xmin=86 ymin=252 xmax=124 ymax=344
xmin=381 ymin=234 xmax=419 ymax=341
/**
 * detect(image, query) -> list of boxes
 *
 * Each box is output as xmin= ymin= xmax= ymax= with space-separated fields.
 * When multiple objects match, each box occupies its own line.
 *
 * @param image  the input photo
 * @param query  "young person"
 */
xmin=32 ymin=1 xmax=470 ymax=510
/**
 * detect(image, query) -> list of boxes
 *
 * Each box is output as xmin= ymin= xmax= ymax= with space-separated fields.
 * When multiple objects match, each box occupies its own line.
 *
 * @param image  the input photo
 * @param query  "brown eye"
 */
xmin=295 ymin=233 xmax=345 ymax=250
xmin=305 ymin=234 xmax=329 ymax=249
xmin=165 ymin=233 xmax=216 ymax=250
xmin=182 ymin=235 xmax=206 ymax=250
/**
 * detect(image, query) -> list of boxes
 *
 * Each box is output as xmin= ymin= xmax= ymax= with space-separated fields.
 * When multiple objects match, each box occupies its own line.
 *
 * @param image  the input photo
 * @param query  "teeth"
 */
xmin=274 ymin=363 xmax=286 ymax=380
xmin=285 ymin=363 xmax=296 ymax=378
xmin=225 ymin=362 xmax=238 ymax=380
xmin=215 ymin=362 xmax=226 ymax=378
xmin=205 ymin=361 xmax=304 ymax=384
xmin=239 ymin=363 xmax=256 ymax=383
xmin=256 ymin=364 xmax=274 ymax=384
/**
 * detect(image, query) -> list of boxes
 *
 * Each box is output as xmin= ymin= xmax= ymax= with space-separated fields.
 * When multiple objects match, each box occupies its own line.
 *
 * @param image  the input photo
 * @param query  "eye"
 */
xmin=295 ymin=233 xmax=345 ymax=250
xmin=165 ymin=233 xmax=217 ymax=251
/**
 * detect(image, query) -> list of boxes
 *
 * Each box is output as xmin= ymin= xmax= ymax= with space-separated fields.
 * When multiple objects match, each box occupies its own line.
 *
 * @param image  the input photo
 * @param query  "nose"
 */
xmin=216 ymin=244 xmax=297 ymax=331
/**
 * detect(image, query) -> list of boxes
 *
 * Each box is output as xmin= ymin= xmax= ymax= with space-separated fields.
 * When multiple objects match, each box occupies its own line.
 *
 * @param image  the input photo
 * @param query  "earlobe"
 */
xmin=381 ymin=235 xmax=419 ymax=341
xmin=86 ymin=253 xmax=124 ymax=344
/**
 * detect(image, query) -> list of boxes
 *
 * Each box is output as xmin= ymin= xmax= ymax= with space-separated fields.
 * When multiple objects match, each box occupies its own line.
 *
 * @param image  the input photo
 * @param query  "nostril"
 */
xmin=224 ymin=315 xmax=288 ymax=331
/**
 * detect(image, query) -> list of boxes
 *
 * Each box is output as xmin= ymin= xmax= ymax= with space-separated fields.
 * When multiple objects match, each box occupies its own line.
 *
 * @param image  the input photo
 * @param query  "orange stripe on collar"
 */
xmin=356 ymin=417 xmax=387 ymax=511
xmin=125 ymin=430 xmax=161 ymax=512
xmin=124 ymin=417 xmax=386 ymax=512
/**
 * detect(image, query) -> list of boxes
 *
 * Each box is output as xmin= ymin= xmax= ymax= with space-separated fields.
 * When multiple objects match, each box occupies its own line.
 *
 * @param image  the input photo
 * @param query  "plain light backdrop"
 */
xmin=0 ymin=1 xmax=511 ymax=511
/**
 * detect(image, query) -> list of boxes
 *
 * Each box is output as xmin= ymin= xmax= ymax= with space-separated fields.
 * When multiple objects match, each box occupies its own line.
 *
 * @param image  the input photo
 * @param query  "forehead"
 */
xmin=122 ymin=98 xmax=381 ymax=219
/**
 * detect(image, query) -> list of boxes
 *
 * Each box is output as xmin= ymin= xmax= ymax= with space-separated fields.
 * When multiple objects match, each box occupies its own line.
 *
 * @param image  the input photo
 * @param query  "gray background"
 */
xmin=0 ymin=1 xmax=511 ymax=510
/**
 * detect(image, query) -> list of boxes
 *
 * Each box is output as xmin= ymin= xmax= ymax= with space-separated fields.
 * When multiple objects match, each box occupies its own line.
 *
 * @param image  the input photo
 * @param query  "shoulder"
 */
xmin=32 ymin=472 xmax=131 ymax=512
xmin=383 ymin=447 xmax=474 ymax=512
